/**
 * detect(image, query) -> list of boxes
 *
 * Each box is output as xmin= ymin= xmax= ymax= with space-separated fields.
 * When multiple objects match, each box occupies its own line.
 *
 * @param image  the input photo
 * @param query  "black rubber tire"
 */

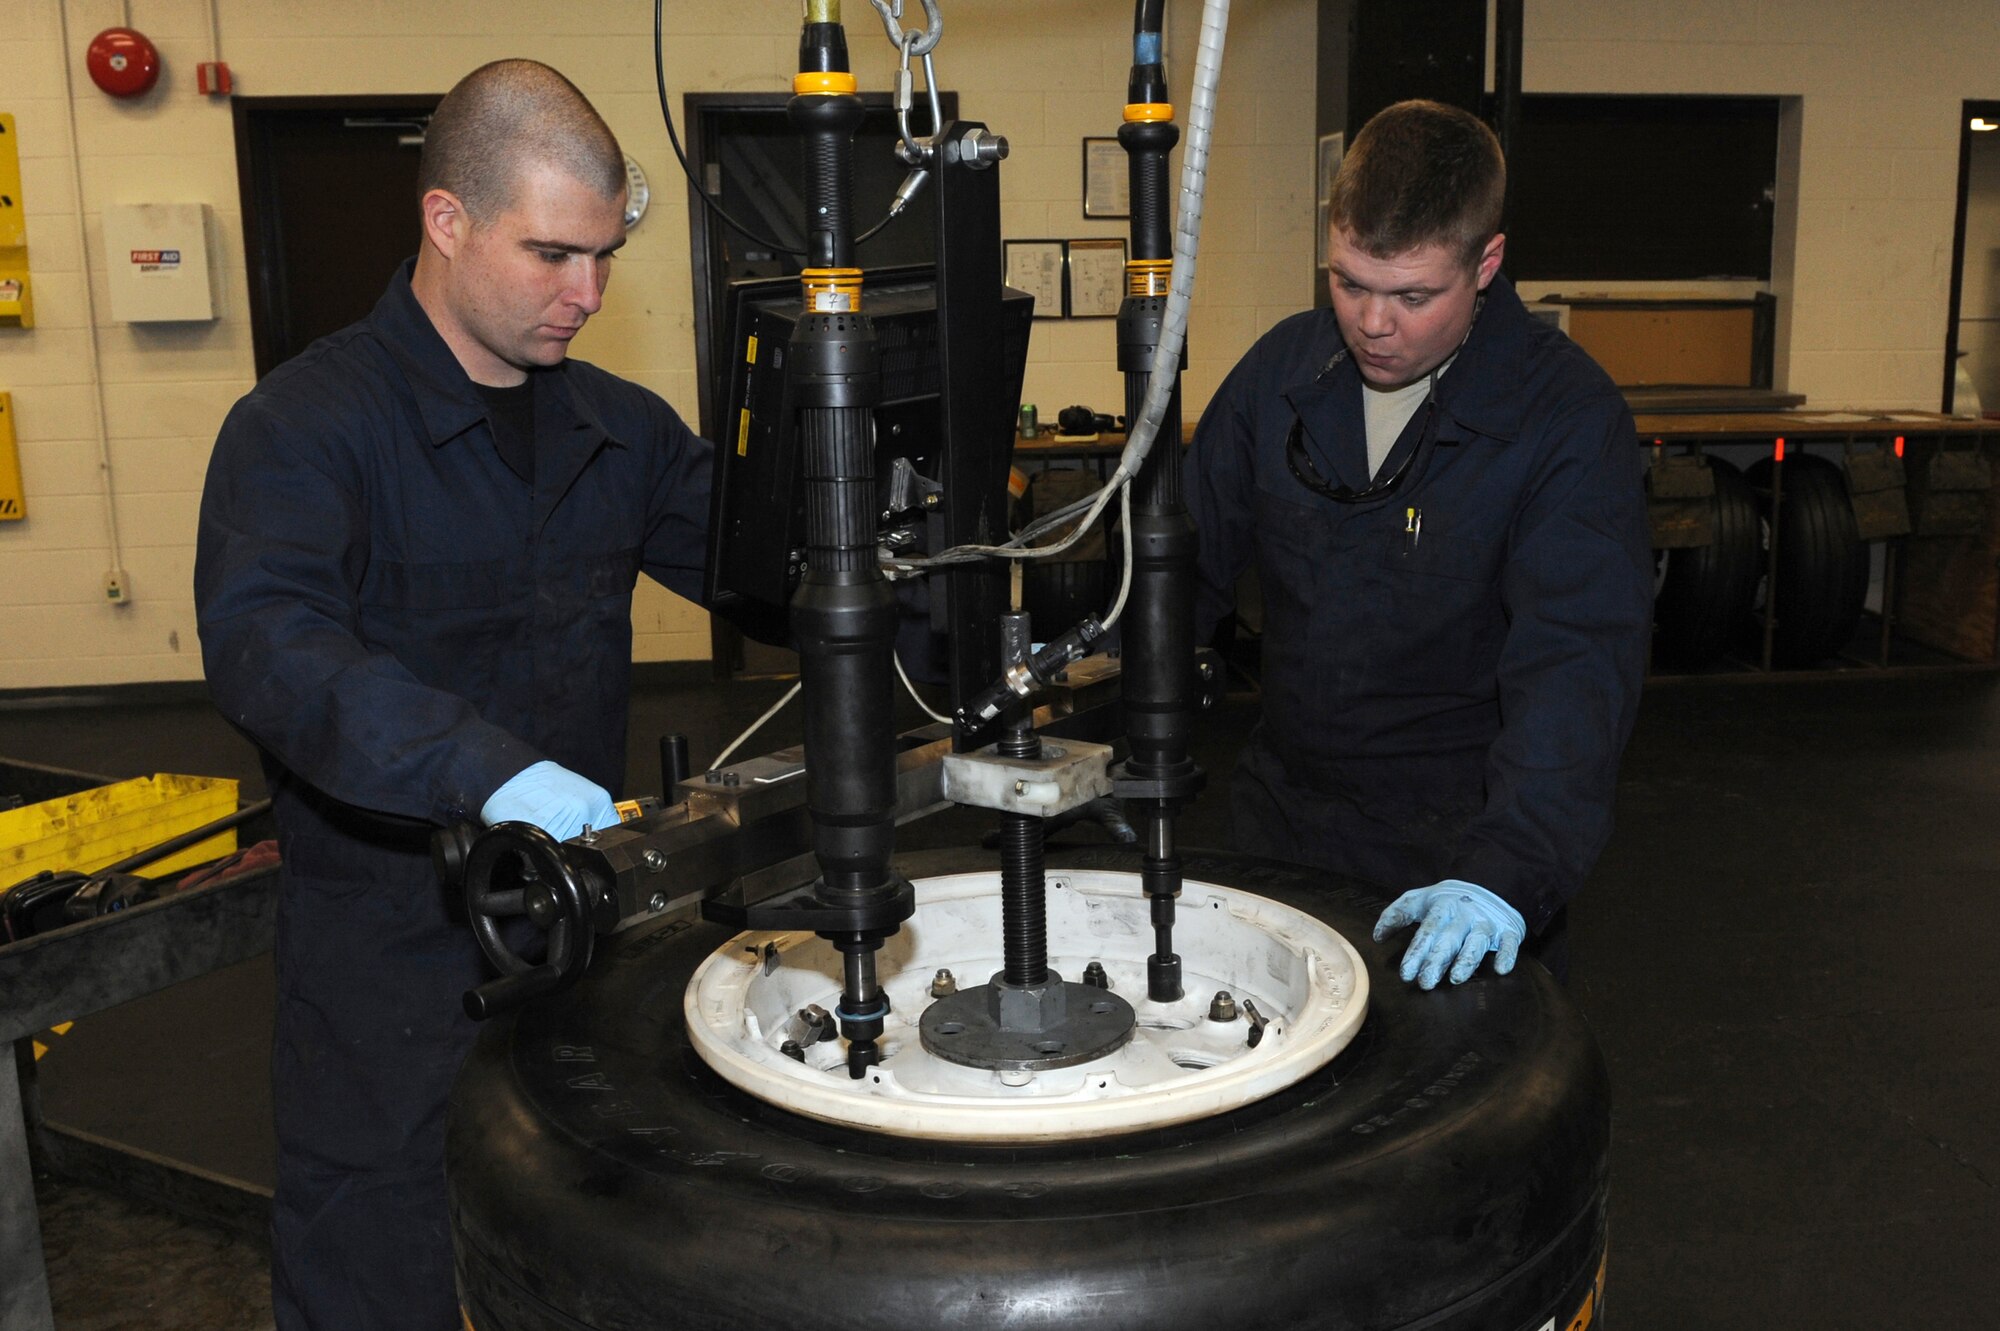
xmin=1654 ymin=457 xmax=1761 ymax=671
xmin=448 ymin=846 xmax=1609 ymax=1331
xmin=1743 ymin=453 xmax=1871 ymax=668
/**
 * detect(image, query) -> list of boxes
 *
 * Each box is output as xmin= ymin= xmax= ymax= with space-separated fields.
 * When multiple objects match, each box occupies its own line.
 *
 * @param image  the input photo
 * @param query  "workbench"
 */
xmin=1 ymin=759 xmax=278 ymax=1331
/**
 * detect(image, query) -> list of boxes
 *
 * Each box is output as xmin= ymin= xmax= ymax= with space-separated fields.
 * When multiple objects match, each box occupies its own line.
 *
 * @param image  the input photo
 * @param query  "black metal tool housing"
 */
xmin=1112 ymin=26 xmax=1204 ymax=1004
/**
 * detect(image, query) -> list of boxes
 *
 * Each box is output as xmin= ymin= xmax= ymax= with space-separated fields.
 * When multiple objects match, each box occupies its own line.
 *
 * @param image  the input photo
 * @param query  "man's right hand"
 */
xmin=480 ymin=761 xmax=621 ymax=843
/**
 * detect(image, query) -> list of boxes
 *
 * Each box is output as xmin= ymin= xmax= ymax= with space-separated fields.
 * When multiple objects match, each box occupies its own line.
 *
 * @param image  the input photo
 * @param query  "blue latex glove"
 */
xmin=480 ymin=760 xmax=620 ymax=843
xmin=1372 ymin=880 xmax=1526 ymax=990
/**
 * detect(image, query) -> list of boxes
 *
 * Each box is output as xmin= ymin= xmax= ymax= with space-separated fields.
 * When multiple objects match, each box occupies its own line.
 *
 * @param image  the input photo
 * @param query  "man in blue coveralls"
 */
xmin=1188 ymin=100 xmax=1652 ymax=991
xmin=195 ymin=61 xmax=711 ymax=1329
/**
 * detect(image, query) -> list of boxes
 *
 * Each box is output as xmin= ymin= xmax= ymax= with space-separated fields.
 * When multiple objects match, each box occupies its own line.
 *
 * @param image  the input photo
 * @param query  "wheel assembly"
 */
xmin=1654 ymin=456 xmax=1760 ymax=671
xmin=1744 ymin=453 xmax=1871 ymax=667
xmin=683 ymin=864 xmax=1366 ymax=1142
xmin=447 ymin=847 xmax=1609 ymax=1331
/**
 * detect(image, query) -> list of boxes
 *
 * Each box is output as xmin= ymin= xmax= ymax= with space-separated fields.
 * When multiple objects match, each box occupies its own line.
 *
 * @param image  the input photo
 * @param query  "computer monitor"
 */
xmin=705 ymin=266 xmax=1035 ymax=645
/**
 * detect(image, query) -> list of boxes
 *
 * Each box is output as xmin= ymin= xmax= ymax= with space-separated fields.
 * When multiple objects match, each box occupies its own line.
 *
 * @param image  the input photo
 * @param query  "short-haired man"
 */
xmin=1187 ymin=100 xmax=1651 ymax=990
xmin=195 ymin=61 xmax=711 ymax=1328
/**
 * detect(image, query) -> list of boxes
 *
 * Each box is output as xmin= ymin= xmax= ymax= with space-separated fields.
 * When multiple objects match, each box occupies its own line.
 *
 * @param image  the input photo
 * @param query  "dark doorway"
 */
xmin=233 ymin=96 xmax=441 ymax=379
xmin=1943 ymin=100 xmax=2000 ymax=414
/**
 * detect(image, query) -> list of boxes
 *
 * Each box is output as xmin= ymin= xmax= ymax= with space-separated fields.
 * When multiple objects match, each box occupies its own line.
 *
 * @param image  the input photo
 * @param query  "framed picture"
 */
xmin=1082 ymin=137 xmax=1129 ymax=219
xmin=1065 ymin=238 xmax=1128 ymax=318
xmin=1005 ymin=239 xmax=1068 ymax=318
xmin=1317 ymin=131 xmax=1345 ymax=205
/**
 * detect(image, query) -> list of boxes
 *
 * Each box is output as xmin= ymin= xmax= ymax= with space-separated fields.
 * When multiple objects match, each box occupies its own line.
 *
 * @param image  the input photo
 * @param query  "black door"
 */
xmin=233 ymin=96 xmax=441 ymax=378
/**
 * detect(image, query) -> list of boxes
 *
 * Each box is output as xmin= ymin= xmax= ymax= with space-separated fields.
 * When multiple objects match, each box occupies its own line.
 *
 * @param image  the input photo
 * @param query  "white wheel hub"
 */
xmin=685 ymin=869 xmax=1369 ymax=1142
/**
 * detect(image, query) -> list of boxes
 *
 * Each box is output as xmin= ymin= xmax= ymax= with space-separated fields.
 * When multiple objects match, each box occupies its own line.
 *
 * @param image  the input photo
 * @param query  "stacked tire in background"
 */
xmin=1653 ymin=457 xmax=1760 ymax=671
xmin=1742 ymin=454 xmax=1871 ymax=668
xmin=1651 ymin=453 xmax=1870 ymax=671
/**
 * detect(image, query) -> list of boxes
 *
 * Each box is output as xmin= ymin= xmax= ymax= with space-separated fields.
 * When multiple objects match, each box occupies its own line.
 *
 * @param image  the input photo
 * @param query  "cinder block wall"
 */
xmin=0 ymin=0 xmax=1316 ymax=687
xmin=1519 ymin=0 xmax=2000 ymax=408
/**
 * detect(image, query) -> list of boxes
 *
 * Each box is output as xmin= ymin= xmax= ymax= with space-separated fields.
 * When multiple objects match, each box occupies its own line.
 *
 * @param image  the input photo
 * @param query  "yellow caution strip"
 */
xmin=0 ymin=393 xmax=23 ymax=521
xmin=31 ymin=1021 xmax=74 ymax=1062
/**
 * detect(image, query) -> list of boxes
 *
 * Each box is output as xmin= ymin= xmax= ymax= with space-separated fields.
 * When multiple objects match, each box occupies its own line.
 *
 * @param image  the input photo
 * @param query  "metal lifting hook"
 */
xmin=867 ymin=0 xmax=943 ymax=58
xmin=868 ymin=0 xmax=946 ymax=171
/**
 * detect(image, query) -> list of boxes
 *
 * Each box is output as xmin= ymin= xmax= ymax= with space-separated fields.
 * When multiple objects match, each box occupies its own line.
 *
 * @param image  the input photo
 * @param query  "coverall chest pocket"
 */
xmin=1375 ymin=529 xmax=1507 ymax=690
xmin=357 ymin=558 xmax=515 ymax=699
xmin=580 ymin=547 xmax=642 ymax=601
xmin=565 ymin=547 xmax=643 ymax=702
xmin=1251 ymin=487 xmax=1337 ymax=630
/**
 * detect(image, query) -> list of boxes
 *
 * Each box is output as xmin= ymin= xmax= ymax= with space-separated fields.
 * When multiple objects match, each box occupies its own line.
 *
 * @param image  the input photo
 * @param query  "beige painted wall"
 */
xmin=1517 ymin=0 xmax=2000 ymax=408
xmin=0 ymin=0 xmax=1316 ymax=689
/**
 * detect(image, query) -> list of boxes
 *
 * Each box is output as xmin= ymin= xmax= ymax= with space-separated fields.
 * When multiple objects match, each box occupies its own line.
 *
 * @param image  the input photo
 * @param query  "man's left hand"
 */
xmin=1372 ymin=880 xmax=1526 ymax=989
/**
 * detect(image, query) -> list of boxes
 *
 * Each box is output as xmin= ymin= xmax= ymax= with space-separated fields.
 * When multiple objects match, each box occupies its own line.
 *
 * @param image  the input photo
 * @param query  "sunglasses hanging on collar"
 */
xmin=1284 ymin=292 xmax=1482 ymax=505
xmin=1286 ymin=366 xmax=1440 ymax=505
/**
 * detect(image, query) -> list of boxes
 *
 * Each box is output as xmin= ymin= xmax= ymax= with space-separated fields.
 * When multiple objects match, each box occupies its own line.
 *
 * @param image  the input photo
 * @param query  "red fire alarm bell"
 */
xmin=87 ymin=27 xmax=162 ymax=99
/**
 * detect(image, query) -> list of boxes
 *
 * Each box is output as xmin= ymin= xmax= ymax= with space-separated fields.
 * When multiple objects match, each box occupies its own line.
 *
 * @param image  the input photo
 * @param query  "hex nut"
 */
xmin=987 ymin=972 xmax=1068 ymax=1032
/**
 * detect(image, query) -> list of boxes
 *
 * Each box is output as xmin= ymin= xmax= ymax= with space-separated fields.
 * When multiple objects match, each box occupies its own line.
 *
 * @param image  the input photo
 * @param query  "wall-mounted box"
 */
xmin=0 ymin=392 xmax=22 ymax=521
xmin=103 ymin=202 xmax=217 ymax=322
xmin=0 ymin=112 xmax=31 ymax=328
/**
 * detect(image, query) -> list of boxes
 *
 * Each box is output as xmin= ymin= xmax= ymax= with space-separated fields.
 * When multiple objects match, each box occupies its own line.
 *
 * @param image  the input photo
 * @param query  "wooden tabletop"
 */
xmin=1013 ymin=422 xmax=1197 ymax=456
xmin=1011 ymin=412 xmax=1993 ymax=457
xmin=1632 ymin=410 xmax=1993 ymax=441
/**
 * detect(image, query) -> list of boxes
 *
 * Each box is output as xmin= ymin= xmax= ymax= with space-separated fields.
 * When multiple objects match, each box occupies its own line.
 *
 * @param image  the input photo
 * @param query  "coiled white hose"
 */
xmin=884 ymin=0 xmax=1231 ymax=575
xmin=1106 ymin=0 xmax=1229 ymax=499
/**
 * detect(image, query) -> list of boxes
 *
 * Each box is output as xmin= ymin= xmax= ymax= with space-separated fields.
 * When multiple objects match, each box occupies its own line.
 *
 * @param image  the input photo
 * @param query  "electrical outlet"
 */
xmin=103 ymin=569 xmax=130 ymax=603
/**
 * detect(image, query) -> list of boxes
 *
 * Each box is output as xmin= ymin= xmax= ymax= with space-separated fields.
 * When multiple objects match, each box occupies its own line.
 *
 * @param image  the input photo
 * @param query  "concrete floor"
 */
xmin=5 ymin=666 xmax=1998 ymax=1328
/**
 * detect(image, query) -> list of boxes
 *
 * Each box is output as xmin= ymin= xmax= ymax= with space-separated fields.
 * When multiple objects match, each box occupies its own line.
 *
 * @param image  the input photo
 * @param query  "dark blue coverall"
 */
xmin=1187 ymin=275 xmax=1652 ymax=960
xmin=194 ymin=263 xmax=712 ymax=1330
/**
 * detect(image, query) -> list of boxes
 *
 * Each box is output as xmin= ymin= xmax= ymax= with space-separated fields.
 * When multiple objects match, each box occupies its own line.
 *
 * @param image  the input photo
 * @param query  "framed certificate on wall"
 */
xmin=1005 ymin=239 xmax=1068 ymax=318
xmin=1065 ymin=238 xmax=1127 ymax=318
xmin=1082 ymin=137 xmax=1129 ymax=219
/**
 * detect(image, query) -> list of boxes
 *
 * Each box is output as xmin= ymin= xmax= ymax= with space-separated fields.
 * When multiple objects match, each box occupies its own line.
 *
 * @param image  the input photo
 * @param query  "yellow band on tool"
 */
xmin=1124 ymin=102 xmax=1174 ymax=123
xmin=801 ymin=267 xmax=865 ymax=312
xmin=793 ymin=71 xmax=859 ymax=95
xmin=1127 ymin=258 xmax=1172 ymax=297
